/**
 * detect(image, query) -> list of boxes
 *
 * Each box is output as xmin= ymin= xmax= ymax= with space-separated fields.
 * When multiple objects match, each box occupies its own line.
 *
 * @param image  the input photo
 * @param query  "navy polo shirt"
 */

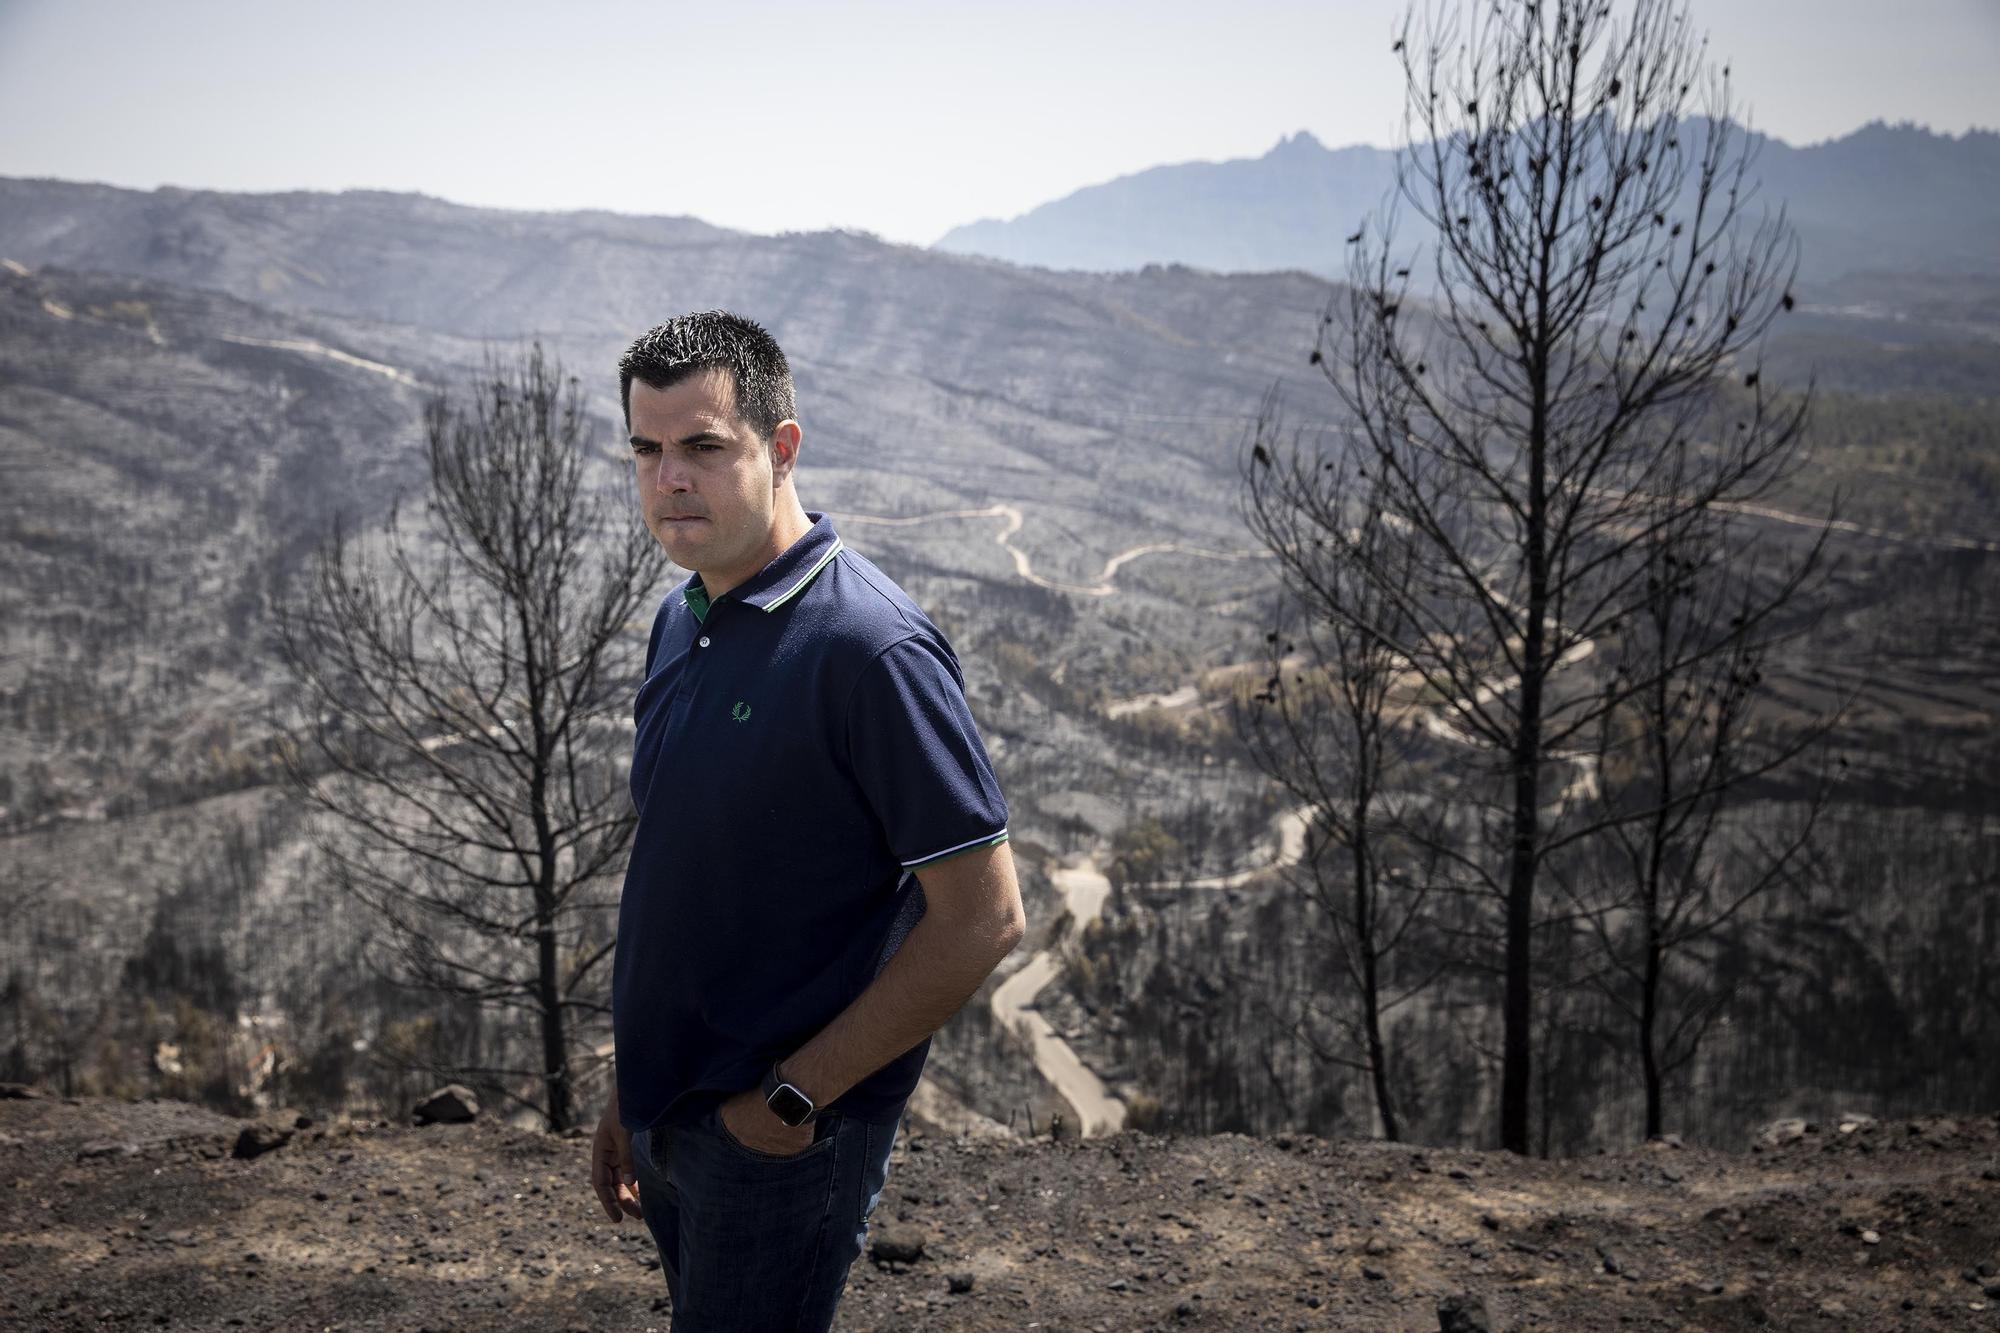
xmin=612 ymin=512 xmax=1009 ymax=1134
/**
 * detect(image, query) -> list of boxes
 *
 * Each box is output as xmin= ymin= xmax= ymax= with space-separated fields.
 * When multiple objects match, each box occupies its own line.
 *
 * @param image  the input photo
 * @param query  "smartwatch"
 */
xmin=760 ymin=1062 xmax=818 ymax=1127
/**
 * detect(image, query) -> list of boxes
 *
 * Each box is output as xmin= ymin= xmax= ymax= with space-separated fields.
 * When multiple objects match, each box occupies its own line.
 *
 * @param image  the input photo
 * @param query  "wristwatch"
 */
xmin=760 ymin=1062 xmax=819 ymax=1127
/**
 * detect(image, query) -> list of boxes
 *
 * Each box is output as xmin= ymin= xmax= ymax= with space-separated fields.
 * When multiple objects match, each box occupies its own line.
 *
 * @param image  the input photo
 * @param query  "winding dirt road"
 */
xmin=842 ymin=499 xmax=1612 ymax=1135
xmin=832 ymin=504 xmax=1264 ymax=598
xmin=990 ymin=858 xmax=1127 ymax=1138
xmin=989 ymin=808 xmax=1312 ymax=1139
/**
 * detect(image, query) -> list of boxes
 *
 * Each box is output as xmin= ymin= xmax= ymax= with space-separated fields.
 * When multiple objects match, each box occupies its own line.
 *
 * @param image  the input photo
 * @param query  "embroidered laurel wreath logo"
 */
xmin=731 ymin=701 xmax=752 ymax=723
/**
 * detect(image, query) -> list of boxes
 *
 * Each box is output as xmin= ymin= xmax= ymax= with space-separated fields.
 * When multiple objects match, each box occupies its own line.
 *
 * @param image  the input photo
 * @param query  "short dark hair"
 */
xmin=618 ymin=310 xmax=796 ymax=439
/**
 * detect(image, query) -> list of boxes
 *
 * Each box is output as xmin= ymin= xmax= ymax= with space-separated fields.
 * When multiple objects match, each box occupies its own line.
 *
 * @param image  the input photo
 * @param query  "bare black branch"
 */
xmin=275 ymin=346 xmax=665 ymax=1130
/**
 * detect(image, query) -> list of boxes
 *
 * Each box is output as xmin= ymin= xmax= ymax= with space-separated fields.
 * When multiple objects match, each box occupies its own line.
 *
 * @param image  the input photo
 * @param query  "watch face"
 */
xmin=768 ymin=1082 xmax=814 ymax=1127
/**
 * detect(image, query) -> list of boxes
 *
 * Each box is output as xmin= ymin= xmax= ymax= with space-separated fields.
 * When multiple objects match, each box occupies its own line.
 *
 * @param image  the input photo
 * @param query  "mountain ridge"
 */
xmin=934 ymin=118 xmax=2000 ymax=285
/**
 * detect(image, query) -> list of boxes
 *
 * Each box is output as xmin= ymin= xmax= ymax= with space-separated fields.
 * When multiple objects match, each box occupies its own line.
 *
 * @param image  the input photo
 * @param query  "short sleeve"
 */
xmin=846 ymin=635 xmax=1009 ymax=869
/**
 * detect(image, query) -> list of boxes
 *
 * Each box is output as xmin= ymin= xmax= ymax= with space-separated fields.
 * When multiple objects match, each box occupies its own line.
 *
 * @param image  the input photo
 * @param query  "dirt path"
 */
xmin=1106 ymin=683 xmax=1205 ymax=718
xmin=832 ymin=504 xmax=1265 ymax=598
xmin=1167 ymin=808 xmax=1311 ymax=891
xmin=1412 ymin=637 xmax=1602 ymax=808
xmin=1711 ymin=496 xmax=2000 ymax=554
xmin=218 ymin=332 xmax=418 ymax=385
xmin=993 ymin=810 xmax=1311 ymax=1140
xmin=990 ymin=861 xmax=1125 ymax=1137
xmin=990 ymin=951 xmax=1126 ymax=1139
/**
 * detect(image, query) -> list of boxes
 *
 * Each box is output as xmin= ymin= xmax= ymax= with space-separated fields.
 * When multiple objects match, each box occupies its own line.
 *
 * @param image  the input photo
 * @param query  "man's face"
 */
xmin=628 ymin=369 xmax=796 ymax=597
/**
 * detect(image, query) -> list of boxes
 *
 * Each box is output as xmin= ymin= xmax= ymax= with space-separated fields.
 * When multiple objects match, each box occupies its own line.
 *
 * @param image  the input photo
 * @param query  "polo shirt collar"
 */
xmin=682 ymin=511 xmax=844 ymax=620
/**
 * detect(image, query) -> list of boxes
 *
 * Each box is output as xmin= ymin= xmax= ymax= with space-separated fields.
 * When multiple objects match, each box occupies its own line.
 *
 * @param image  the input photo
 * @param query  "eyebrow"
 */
xmin=629 ymin=429 xmax=728 ymax=449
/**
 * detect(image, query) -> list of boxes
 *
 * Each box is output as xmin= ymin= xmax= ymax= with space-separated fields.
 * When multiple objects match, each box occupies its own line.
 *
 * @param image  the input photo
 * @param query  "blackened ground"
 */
xmin=3 ymin=1092 xmax=1998 ymax=1331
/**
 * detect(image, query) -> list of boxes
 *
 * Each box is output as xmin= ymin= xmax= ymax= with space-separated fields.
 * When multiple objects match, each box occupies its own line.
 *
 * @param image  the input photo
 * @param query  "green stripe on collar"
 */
xmin=759 ymin=539 xmax=844 ymax=613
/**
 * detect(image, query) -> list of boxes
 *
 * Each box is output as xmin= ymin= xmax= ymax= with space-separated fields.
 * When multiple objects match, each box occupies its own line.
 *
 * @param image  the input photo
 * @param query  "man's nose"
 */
xmin=654 ymin=458 xmax=692 ymax=494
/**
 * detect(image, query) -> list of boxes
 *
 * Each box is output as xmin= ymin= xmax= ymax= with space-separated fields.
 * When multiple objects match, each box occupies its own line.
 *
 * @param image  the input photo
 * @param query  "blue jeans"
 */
xmin=631 ymin=1101 xmax=902 ymax=1331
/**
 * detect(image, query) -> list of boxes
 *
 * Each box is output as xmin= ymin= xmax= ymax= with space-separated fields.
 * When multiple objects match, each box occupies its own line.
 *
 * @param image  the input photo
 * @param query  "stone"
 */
xmin=870 ymin=1224 xmax=926 ymax=1265
xmin=1755 ymin=1118 xmax=1810 ymax=1148
xmin=232 ymin=1122 xmax=293 ymax=1159
xmin=77 ymin=1139 xmax=138 ymax=1161
xmin=946 ymin=1271 xmax=974 ymax=1294
xmin=1437 ymin=1293 xmax=1493 ymax=1332
xmin=412 ymin=1085 xmax=480 ymax=1125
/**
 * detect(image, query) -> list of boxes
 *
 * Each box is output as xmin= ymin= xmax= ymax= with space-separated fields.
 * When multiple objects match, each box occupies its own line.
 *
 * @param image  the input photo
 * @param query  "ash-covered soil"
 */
xmin=4 ymin=1090 xmax=1999 ymax=1331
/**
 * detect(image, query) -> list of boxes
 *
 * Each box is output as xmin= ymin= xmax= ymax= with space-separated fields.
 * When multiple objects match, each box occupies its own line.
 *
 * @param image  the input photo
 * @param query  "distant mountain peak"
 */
xmin=934 ymin=117 xmax=2000 ymax=283
xmin=1847 ymin=118 xmax=1941 ymax=141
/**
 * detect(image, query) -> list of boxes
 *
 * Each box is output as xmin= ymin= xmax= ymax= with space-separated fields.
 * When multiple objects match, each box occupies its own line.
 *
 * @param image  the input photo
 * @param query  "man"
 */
xmin=589 ymin=310 xmax=1026 ymax=1331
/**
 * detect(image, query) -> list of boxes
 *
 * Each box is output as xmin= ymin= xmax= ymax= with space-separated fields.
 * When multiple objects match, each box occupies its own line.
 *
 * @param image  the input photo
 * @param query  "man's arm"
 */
xmin=718 ymin=840 xmax=1026 ymax=1151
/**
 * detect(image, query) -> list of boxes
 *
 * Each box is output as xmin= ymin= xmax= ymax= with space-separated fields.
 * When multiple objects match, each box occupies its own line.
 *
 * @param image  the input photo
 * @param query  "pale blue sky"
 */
xmin=0 ymin=0 xmax=1993 ymax=245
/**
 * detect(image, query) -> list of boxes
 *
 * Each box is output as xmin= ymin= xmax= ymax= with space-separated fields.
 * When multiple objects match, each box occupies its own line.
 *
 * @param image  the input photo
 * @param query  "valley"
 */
xmin=2 ymin=177 xmax=1997 ymax=1160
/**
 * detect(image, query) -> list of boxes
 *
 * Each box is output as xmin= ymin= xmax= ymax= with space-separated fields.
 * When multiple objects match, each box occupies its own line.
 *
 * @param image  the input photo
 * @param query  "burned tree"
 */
xmin=1238 ymin=431 xmax=1448 ymax=1142
xmin=277 ymin=346 xmax=664 ymax=1130
xmin=1570 ymin=495 xmax=1830 ymax=1139
xmin=1249 ymin=0 xmax=1825 ymax=1151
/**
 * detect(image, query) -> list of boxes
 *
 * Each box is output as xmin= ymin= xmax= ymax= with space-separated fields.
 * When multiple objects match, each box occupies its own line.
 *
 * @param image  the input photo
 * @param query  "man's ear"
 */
xmin=769 ymin=420 xmax=803 ymax=484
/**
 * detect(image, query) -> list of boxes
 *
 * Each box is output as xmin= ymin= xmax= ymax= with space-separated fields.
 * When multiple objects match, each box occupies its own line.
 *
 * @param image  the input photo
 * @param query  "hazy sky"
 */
xmin=1 ymin=0 xmax=1993 ymax=245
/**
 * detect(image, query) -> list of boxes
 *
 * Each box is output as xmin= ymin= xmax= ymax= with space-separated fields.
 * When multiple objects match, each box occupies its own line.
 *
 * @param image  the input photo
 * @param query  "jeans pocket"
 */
xmin=643 ymin=1122 xmax=669 ymax=1173
xmin=711 ymin=1101 xmax=839 ymax=1163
